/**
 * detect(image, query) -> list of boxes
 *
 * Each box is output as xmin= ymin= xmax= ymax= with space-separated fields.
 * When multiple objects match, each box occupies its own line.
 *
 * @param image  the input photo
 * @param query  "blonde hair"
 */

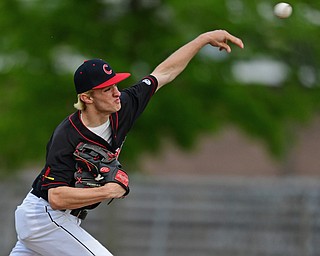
xmin=73 ymin=90 xmax=93 ymax=111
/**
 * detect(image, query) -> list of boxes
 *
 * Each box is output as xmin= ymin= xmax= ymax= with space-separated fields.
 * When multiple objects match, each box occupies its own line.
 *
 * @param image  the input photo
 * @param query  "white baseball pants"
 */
xmin=10 ymin=191 xmax=113 ymax=256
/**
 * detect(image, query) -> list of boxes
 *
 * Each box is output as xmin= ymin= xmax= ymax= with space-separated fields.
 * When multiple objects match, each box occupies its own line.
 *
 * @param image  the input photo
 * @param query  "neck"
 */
xmin=81 ymin=111 xmax=110 ymax=128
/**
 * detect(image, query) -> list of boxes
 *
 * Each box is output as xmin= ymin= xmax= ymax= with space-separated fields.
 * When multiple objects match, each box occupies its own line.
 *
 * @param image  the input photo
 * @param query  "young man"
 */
xmin=10 ymin=29 xmax=244 ymax=256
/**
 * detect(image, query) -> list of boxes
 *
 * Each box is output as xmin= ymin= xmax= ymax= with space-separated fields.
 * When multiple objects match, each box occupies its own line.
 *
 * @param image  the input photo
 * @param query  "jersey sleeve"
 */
xmin=119 ymin=75 xmax=158 ymax=126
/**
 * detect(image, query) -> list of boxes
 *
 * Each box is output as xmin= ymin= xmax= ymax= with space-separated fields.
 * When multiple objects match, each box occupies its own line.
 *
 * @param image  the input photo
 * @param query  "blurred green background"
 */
xmin=1 ymin=0 xmax=319 ymax=175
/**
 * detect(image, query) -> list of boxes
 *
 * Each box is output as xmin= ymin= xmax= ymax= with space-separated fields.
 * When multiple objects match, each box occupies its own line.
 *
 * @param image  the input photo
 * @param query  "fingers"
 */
xmin=218 ymin=40 xmax=232 ymax=53
xmin=219 ymin=45 xmax=231 ymax=53
xmin=227 ymin=34 xmax=244 ymax=49
xmin=223 ymin=31 xmax=244 ymax=50
xmin=211 ymin=30 xmax=244 ymax=52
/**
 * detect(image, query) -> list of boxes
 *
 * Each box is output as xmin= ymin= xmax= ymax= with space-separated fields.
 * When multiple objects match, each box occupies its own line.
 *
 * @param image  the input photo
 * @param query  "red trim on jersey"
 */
xmin=42 ymin=166 xmax=51 ymax=181
xmin=41 ymin=182 xmax=68 ymax=187
xmin=110 ymin=112 xmax=119 ymax=139
xmin=148 ymin=75 xmax=157 ymax=87
xmin=146 ymin=75 xmax=157 ymax=97
xmin=68 ymin=113 xmax=107 ymax=149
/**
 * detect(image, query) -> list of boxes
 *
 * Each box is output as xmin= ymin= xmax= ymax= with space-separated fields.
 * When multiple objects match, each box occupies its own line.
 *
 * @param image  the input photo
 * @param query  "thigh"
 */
xmin=15 ymin=193 xmax=113 ymax=256
xmin=27 ymin=207 xmax=113 ymax=256
xmin=10 ymin=240 xmax=42 ymax=256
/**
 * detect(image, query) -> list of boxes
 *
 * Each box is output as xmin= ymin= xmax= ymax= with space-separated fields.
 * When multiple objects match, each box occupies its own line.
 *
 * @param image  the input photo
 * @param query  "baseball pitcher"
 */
xmin=10 ymin=30 xmax=244 ymax=256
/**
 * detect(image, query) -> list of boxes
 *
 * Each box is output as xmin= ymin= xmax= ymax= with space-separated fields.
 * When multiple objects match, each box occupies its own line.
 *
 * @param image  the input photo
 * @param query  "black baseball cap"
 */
xmin=74 ymin=59 xmax=131 ymax=94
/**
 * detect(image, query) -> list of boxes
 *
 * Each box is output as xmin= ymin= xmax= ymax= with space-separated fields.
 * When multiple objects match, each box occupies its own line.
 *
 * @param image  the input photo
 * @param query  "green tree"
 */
xmin=0 ymin=0 xmax=319 ymax=174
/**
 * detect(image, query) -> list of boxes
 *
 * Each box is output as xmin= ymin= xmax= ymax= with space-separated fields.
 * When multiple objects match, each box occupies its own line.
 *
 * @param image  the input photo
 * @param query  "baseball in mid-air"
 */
xmin=274 ymin=2 xmax=293 ymax=19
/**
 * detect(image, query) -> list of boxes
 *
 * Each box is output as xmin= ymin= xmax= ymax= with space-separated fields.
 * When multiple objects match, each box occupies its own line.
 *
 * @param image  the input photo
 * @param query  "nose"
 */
xmin=113 ymin=86 xmax=121 ymax=97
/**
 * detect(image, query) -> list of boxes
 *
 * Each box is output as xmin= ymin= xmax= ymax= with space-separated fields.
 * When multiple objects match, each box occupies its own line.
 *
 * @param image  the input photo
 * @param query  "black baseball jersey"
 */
xmin=32 ymin=75 xmax=158 ymax=201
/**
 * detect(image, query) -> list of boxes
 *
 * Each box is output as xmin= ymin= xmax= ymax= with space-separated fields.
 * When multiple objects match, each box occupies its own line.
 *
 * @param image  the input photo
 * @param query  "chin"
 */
xmin=115 ymin=104 xmax=121 ymax=112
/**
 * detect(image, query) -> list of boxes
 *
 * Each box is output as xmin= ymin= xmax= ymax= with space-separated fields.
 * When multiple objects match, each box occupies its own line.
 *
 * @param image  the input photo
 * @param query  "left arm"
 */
xmin=151 ymin=29 xmax=244 ymax=91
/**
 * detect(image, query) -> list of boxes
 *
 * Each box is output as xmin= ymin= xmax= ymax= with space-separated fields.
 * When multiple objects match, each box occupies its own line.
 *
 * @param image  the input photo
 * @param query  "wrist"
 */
xmin=197 ymin=32 xmax=211 ymax=46
xmin=101 ymin=183 xmax=126 ymax=199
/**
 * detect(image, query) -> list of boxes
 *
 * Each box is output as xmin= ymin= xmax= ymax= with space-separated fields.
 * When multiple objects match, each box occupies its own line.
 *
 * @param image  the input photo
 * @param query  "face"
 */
xmin=89 ymin=85 xmax=121 ymax=114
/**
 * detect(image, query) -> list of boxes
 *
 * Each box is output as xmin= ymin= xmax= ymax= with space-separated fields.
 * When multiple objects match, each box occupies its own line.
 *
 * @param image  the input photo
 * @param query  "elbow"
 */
xmin=151 ymin=70 xmax=176 ymax=89
xmin=48 ymin=187 xmax=65 ymax=210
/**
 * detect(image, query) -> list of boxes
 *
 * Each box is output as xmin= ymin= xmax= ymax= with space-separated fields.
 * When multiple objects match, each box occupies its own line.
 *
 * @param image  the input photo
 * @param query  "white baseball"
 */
xmin=274 ymin=2 xmax=292 ymax=19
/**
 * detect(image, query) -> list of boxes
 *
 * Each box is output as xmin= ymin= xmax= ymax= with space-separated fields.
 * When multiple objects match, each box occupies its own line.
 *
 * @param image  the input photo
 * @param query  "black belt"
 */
xmin=69 ymin=209 xmax=88 ymax=220
xmin=31 ymin=189 xmax=88 ymax=220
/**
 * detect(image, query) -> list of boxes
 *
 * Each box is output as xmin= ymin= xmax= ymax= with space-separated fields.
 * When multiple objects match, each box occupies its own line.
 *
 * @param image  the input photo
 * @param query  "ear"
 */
xmin=80 ymin=94 xmax=93 ymax=104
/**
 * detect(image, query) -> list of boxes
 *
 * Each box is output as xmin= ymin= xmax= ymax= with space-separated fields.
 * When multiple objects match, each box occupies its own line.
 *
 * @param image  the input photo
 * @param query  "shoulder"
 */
xmin=121 ymin=75 xmax=158 ymax=99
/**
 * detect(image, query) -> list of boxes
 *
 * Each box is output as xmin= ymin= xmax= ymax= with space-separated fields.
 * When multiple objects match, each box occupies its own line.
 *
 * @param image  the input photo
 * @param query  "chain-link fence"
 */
xmin=3 ymin=172 xmax=320 ymax=256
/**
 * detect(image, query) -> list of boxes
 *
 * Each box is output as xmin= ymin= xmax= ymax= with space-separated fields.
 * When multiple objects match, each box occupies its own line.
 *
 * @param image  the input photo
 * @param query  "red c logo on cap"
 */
xmin=103 ymin=64 xmax=113 ymax=75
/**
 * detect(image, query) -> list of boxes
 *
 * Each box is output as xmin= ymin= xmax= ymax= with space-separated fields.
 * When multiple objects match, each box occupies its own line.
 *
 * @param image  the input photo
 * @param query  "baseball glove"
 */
xmin=73 ymin=142 xmax=130 ymax=197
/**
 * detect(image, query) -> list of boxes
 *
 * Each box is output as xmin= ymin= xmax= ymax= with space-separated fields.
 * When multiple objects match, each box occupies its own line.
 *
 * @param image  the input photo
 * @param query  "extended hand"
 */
xmin=152 ymin=28 xmax=244 ymax=90
xmin=204 ymin=29 xmax=244 ymax=53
